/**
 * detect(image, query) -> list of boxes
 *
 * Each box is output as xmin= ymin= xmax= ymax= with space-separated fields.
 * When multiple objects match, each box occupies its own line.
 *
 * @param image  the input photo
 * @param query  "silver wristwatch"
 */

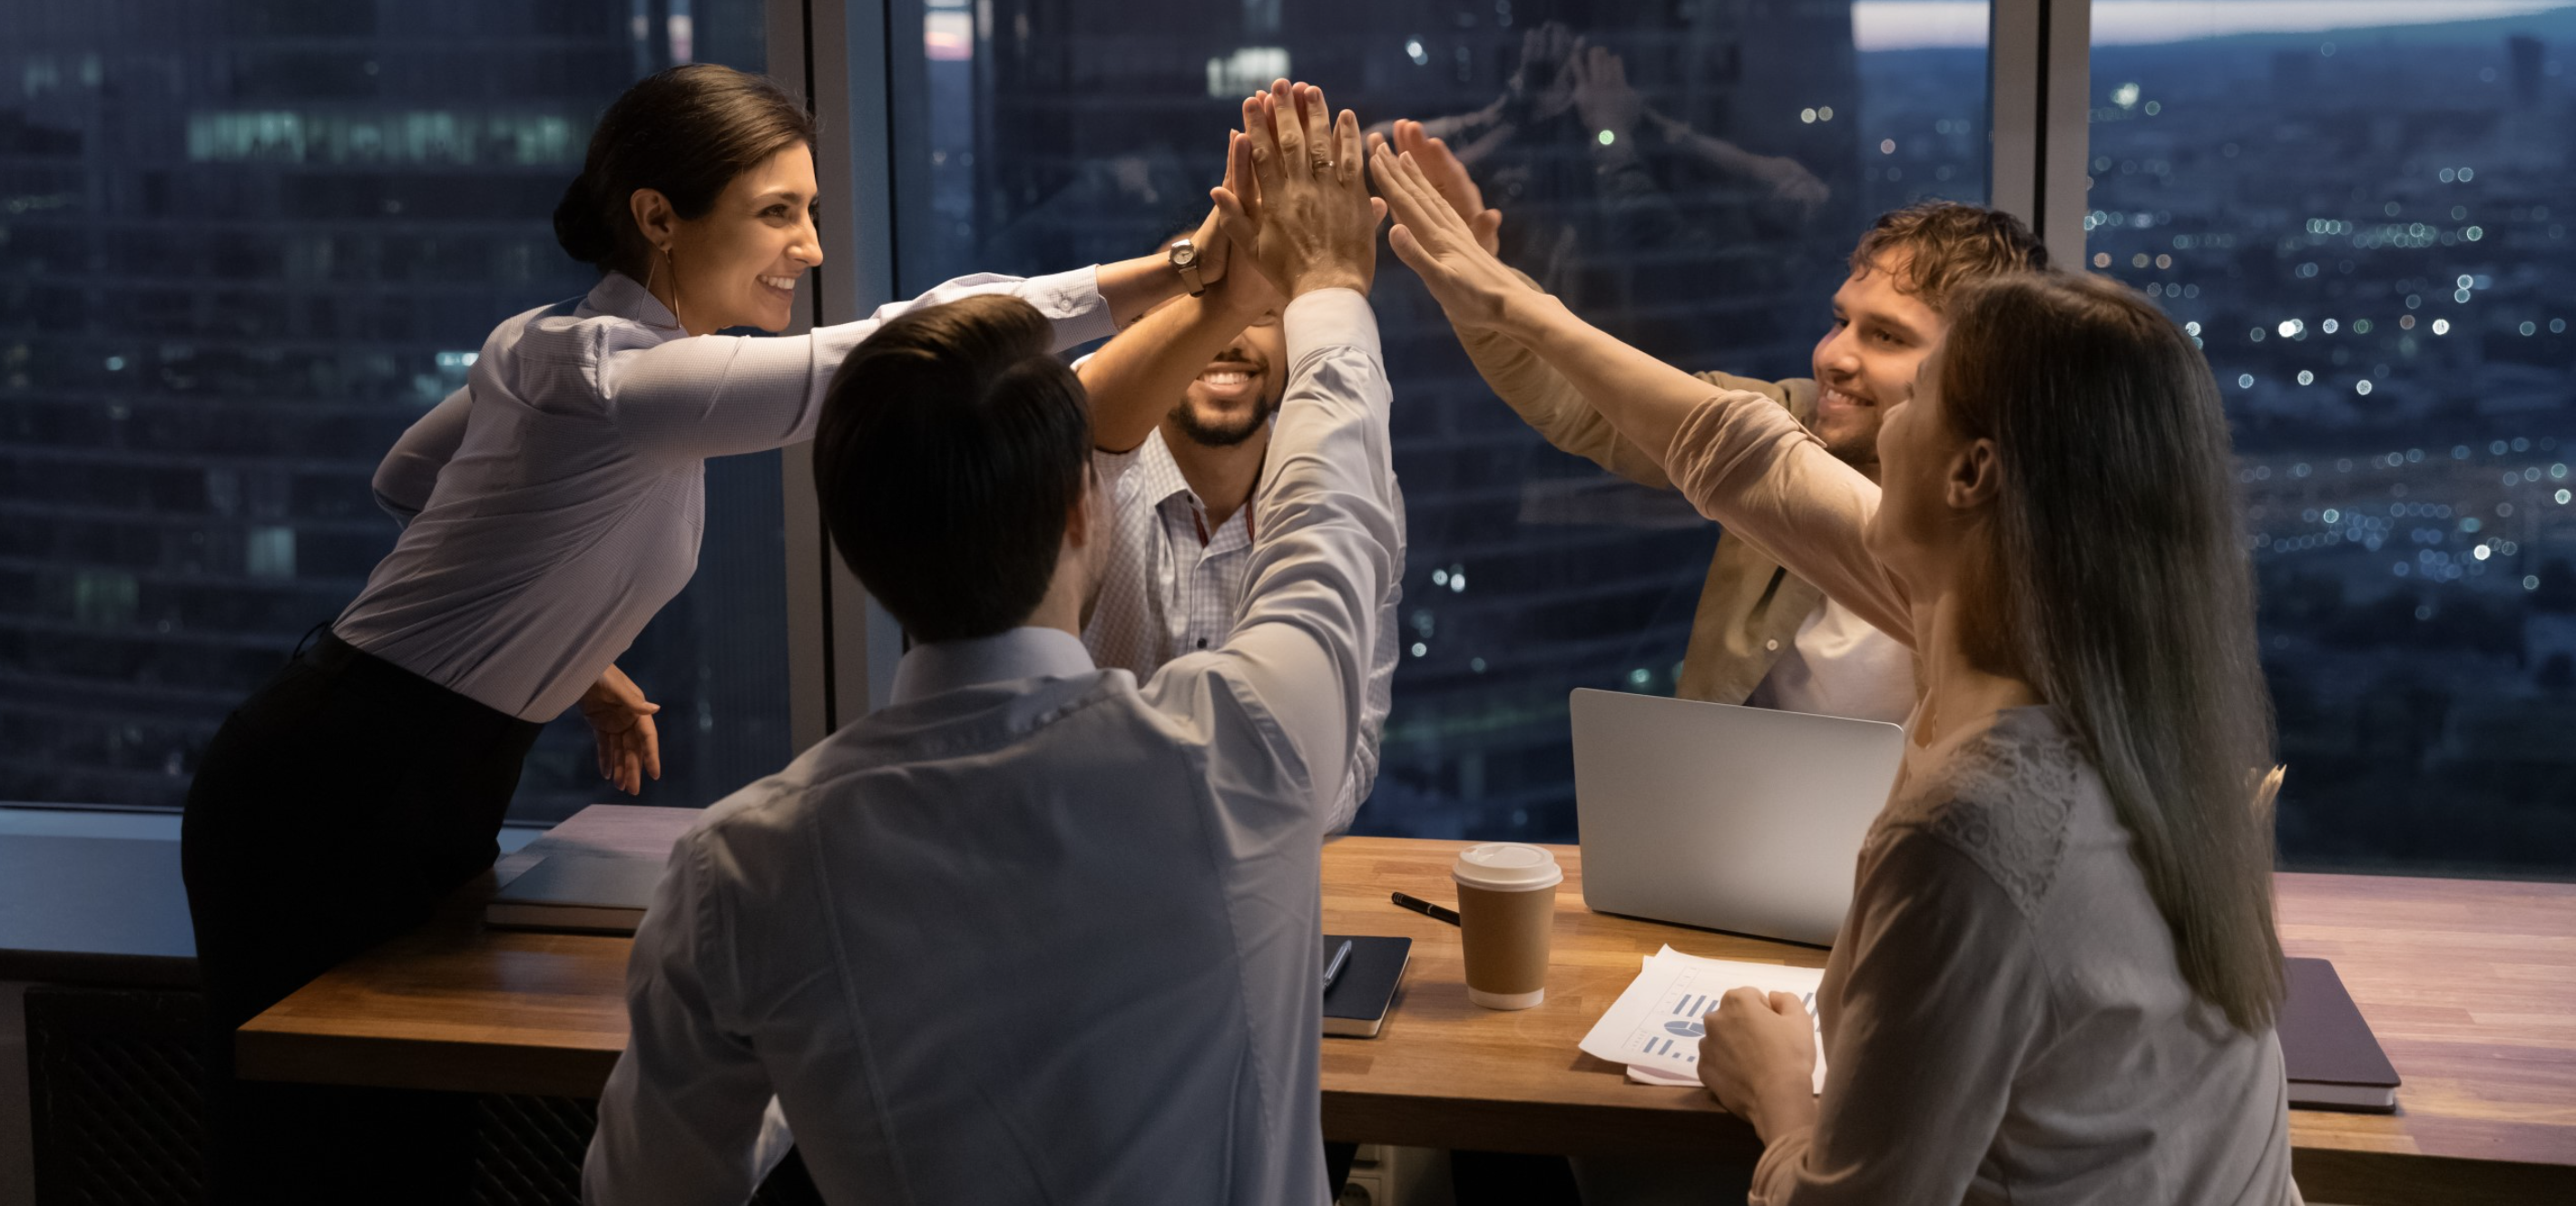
xmin=1169 ymin=239 xmax=1206 ymax=297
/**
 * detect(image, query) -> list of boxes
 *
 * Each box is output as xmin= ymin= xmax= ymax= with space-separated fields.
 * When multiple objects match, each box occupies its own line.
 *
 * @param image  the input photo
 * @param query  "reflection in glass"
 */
xmin=2089 ymin=3 xmax=2576 ymax=876
xmin=902 ymin=2 xmax=1989 ymax=841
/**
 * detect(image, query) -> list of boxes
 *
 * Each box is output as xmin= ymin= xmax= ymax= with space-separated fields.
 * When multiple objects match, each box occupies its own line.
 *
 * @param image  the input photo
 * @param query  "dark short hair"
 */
xmin=1848 ymin=201 xmax=2051 ymax=313
xmin=812 ymin=295 xmax=1092 ymax=643
xmin=553 ymin=64 xmax=817 ymax=279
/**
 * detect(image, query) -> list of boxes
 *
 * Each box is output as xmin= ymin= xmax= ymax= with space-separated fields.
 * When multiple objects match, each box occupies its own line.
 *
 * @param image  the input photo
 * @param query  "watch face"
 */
xmin=1170 ymin=242 xmax=1198 ymax=269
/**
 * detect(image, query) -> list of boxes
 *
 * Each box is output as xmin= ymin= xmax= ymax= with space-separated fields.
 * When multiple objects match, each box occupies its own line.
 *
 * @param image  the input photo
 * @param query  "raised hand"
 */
xmin=1569 ymin=45 xmax=1644 ymax=148
xmin=1369 ymin=138 xmax=1542 ymax=332
xmin=1388 ymin=120 xmax=1502 ymax=255
xmin=1177 ymin=120 xmax=1266 ymax=292
xmin=1511 ymin=24 xmax=1581 ymax=122
xmin=1213 ymin=80 xmax=1383 ymax=299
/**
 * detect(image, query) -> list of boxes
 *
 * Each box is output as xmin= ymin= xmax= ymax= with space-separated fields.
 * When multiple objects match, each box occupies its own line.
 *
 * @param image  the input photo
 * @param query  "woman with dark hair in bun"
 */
xmin=181 ymin=62 xmax=1242 ymax=1202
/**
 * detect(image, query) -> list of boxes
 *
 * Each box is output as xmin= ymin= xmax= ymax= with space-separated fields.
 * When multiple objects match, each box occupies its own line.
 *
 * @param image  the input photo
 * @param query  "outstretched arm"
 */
xmin=595 ymin=191 xmax=1241 ymax=466
xmin=1380 ymin=123 xmax=1678 ymax=488
xmin=1372 ymin=140 xmax=1911 ymax=641
xmin=1152 ymin=81 xmax=1396 ymax=828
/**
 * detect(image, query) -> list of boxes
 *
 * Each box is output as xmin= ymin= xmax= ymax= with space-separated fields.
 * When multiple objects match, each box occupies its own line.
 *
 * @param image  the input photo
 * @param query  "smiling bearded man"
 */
xmin=1427 ymin=181 xmax=2048 ymax=722
xmin=1072 ymin=230 xmax=1404 ymax=836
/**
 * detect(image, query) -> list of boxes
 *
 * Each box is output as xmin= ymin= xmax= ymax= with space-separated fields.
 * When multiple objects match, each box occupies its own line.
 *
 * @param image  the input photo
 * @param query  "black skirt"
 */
xmin=181 ymin=631 xmax=543 ymax=1203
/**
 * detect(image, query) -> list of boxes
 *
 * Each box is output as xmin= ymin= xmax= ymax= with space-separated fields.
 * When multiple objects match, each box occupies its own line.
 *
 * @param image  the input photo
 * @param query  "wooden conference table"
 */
xmin=239 ymin=807 xmax=2576 ymax=1204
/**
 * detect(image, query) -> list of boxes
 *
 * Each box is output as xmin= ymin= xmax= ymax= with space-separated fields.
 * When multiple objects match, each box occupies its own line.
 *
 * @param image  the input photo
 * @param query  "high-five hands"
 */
xmin=1368 ymin=136 xmax=1543 ymax=332
xmin=1386 ymin=121 xmax=1502 ymax=256
xmin=1212 ymin=80 xmax=1385 ymax=299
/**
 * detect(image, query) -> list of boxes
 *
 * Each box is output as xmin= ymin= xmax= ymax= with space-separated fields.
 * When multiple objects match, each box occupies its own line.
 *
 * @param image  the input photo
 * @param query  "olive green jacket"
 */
xmin=1459 ymin=311 xmax=1824 ymax=704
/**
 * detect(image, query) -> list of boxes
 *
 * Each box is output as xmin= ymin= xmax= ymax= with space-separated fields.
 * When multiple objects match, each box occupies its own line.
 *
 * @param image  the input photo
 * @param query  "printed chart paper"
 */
xmin=1578 ymin=946 xmax=1828 ymax=1093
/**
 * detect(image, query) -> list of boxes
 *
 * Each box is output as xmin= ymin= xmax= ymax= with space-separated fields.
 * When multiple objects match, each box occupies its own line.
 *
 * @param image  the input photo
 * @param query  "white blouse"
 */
xmin=336 ymin=270 xmax=1115 ymax=721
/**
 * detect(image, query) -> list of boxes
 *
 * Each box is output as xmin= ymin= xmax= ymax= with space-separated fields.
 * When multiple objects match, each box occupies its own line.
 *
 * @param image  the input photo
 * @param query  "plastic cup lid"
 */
xmin=1452 ymin=842 xmax=1564 ymax=890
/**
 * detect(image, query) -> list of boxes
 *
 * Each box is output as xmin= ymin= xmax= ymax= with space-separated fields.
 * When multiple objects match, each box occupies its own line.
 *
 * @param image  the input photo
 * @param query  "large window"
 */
xmin=2086 ymin=1 xmax=2576 ymax=877
xmin=897 ymin=0 xmax=1991 ymax=842
xmin=0 ymin=1 xmax=788 ymax=823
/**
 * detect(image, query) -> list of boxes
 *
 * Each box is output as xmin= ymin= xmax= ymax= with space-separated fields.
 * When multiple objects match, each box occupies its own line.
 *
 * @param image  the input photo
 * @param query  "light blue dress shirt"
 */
xmin=583 ymin=289 xmax=1397 ymax=1206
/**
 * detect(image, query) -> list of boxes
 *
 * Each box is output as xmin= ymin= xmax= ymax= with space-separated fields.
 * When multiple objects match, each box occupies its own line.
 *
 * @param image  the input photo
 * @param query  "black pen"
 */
xmin=1390 ymin=891 xmax=1461 ymax=927
xmin=1322 ymin=938 xmax=1353 ymax=990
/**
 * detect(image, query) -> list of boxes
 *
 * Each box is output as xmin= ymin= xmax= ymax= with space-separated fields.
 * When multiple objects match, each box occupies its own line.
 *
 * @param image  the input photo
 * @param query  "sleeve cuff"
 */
xmin=1039 ymin=266 xmax=1121 ymax=350
xmin=1748 ymin=1123 xmax=1817 ymax=1206
xmin=1283 ymin=288 xmax=1382 ymax=369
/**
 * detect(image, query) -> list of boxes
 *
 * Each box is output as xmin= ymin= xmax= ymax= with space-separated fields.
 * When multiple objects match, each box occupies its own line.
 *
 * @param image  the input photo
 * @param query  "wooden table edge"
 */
xmin=234 ymin=1025 xmax=621 ymax=1099
xmin=2291 ymin=1145 xmax=2576 ymax=1206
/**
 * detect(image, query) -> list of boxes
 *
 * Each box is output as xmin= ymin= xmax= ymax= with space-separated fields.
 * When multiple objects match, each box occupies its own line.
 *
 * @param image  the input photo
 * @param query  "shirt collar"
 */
xmin=1135 ymin=427 xmax=1268 ymax=544
xmin=889 ymin=627 xmax=1097 ymax=704
xmin=1128 ymin=428 xmax=1199 ymax=511
xmin=581 ymin=270 xmax=685 ymax=338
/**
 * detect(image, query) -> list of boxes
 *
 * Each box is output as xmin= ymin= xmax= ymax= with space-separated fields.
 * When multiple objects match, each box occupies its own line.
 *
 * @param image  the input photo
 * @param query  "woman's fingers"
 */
xmin=1370 ymin=152 xmax=1438 ymax=250
xmin=1228 ymin=130 xmax=1260 ymax=219
xmin=1210 ymin=187 xmax=1258 ymax=249
xmin=1405 ymin=152 xmax=1480 ymax=241
xmin=639 ymin=715 xmax=661 ymax=780
xmin=1370 ymin=146 xmax=1448 ymax=242
xmin=1386 ymin=223 xmax=1435 ymax=274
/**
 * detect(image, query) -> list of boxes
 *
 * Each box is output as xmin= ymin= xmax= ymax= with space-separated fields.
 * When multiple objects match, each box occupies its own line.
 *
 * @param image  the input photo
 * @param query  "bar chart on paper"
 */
xmin=1578 ymin=946 xmax=1829 ymax=1092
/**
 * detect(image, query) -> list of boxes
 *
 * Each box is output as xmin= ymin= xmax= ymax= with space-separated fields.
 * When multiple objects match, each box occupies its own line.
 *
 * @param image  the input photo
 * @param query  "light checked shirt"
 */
xmin=1085 ymin=427 xmax=1403 ymax=833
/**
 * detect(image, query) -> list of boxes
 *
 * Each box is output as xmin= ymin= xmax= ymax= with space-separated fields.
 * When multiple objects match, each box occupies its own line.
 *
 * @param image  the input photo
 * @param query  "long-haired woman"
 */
xmin=1373 ymin=138 xmax=2297 ymax=1204
xmin=181 ymin=63 xmax=1238 ymax=1201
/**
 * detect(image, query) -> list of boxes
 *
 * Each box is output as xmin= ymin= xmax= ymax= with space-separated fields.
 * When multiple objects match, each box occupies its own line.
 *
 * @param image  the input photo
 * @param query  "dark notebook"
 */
xmin=1323 ymin=935 xmax=1413 ymax=1038
xmin=2279 ymin=956 xmax=2401 ymax=1113
xmin=484 ymin=855 xmax=663 ymax=935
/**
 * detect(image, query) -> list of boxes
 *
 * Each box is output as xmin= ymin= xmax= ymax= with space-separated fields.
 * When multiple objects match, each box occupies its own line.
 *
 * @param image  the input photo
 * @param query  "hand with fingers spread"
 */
xmin=1369 ymin=137 xmax=1545 ymax=333
xmin=1212 ymin=80 xmax=1384 ymax=299
xmin=1386 ymin=120 xmax=1502 ymax=256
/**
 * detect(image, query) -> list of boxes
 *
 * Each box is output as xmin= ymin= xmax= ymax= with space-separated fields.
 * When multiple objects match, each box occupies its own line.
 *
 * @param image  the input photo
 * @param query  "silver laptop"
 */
xmin=1571 ymin=688 xmax=1905 ymax=946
